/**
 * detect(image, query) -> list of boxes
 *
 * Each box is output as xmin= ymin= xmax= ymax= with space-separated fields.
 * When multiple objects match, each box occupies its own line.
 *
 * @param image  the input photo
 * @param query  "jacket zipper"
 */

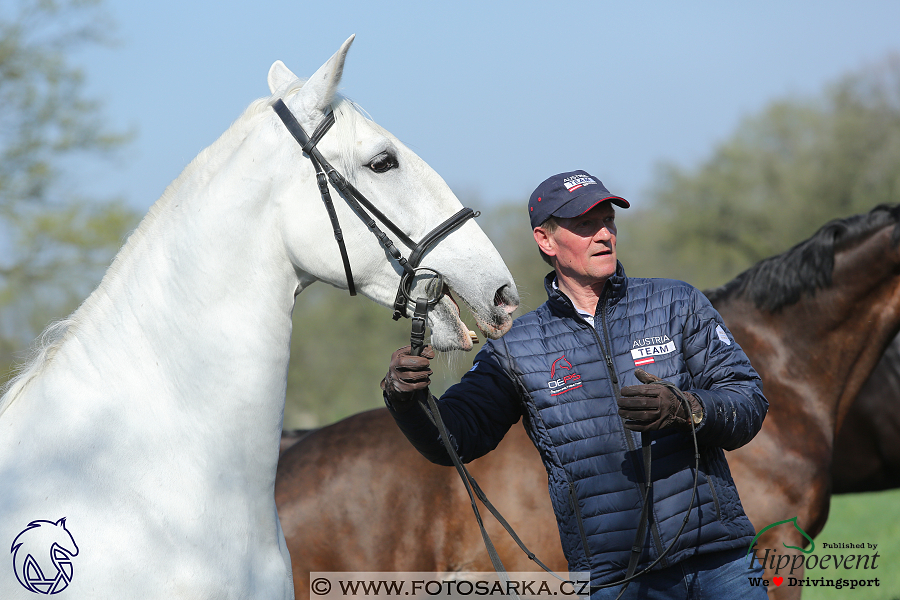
xmin=568 ymin=481 xmax=593 ymax=558
xmin=595 ymin=296 xmax=667 ymax=564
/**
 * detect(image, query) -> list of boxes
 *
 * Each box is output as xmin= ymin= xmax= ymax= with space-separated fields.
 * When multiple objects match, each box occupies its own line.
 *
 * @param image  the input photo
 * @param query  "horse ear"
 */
xmin=55 ymin=517 xmax=67 ymax=528
xmin=268 ymin=60 xmax=298 ymax=95
xmin=300 ymin=34 xmax=355 ymax=115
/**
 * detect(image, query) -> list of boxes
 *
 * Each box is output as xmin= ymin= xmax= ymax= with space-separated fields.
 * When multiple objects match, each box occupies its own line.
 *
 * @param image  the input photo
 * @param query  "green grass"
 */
xmin=797 ymin=488 xmax=900 ymax=600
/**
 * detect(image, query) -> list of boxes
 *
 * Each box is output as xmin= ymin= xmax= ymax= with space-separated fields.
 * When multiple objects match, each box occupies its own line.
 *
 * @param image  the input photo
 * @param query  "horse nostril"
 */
xmin=494 ymin=284 xmax=519 ymax=314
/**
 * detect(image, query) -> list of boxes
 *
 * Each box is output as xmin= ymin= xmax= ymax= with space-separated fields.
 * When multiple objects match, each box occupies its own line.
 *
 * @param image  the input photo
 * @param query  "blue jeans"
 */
xmin=590 ymin=548 xmax=768 ymax=599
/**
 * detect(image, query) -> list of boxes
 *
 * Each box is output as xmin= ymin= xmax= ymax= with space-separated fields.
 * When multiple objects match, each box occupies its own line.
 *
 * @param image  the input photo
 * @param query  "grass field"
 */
xmin=789 ymin=488 xmax=900 ymax=600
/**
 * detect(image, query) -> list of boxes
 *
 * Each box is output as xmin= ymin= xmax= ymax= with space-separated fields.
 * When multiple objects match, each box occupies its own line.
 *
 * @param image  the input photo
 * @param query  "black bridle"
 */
xmin=271 ymin=99 xmax=478 ymax=322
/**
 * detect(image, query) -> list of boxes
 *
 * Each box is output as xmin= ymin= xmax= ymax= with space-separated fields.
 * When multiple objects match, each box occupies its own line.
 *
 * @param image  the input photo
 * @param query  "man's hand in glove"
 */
xmin=381 ymin=345 xmax=435 ymax=412
xmin=617 ymin=368 xmax=704 ymax=432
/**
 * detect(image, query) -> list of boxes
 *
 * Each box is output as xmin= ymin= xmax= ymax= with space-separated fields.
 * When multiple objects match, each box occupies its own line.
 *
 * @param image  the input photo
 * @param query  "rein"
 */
xmin=272 ymin=99 xmax=477 ymax=320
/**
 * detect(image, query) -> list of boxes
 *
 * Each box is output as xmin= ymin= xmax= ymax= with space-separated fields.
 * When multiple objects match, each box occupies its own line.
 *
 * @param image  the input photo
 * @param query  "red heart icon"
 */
xmin=773 ymin=577 xmax=784 ymax=586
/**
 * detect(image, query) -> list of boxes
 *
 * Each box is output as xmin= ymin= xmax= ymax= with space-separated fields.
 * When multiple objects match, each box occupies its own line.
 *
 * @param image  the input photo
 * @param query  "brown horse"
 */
xmin=831 ymin=334 xmax=900 ymax=493
xmin=276 ymin=204 xmax=900 ymax=599
xmin=280 ymin=429 xmax=314 ymax=455
xmin=275 ymin=408 xmax=566 ymax=597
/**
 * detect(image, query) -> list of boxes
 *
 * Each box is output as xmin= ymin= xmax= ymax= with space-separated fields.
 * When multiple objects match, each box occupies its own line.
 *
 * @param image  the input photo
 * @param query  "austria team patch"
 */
xmin=631 ymin=334 xmax=675 ymax=366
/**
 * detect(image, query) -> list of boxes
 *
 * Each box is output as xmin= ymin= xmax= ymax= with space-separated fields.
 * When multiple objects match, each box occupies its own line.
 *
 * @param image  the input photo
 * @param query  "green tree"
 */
xmin=0 ymin=0 xmax=138 ymax=372
xmin=622 ymin=55 xmax=900 ymax=290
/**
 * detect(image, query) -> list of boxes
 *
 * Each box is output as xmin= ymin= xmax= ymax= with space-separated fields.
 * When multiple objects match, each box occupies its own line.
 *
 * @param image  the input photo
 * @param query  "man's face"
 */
xmin=535 ymin=202 xmax=618 ymax=288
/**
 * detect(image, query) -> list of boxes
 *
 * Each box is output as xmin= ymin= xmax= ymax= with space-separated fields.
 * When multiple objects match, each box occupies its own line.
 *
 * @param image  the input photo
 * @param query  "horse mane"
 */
xmin=0 ymin=81 xmax=370 ymax=416
xmin=704 ymin=204 xmax=900 ymax=312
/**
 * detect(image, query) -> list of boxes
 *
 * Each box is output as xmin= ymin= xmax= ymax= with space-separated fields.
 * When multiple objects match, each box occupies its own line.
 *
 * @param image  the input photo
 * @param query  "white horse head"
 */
xmin=265 ymin=35 xmax=517 ymax=350
xmin=0 ymin=36 xmax=517 ymax=599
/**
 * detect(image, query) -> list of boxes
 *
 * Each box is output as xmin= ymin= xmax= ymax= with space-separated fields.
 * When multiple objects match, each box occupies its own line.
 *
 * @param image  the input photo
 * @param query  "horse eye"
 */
xmin=368 ymin=152 xmax=398 ymax=173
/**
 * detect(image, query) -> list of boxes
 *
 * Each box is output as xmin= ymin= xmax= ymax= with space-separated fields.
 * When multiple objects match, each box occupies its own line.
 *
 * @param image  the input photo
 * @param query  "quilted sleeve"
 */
xmin=681 ymin=288 xmax=769 ymax=450
xmin=385 ymin=341 xmax=524 ymax=465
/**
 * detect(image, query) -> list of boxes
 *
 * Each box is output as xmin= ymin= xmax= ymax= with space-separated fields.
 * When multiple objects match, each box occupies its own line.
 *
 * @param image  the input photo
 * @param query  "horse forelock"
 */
xmin=705 ymin=203 xmax=900 ymax=312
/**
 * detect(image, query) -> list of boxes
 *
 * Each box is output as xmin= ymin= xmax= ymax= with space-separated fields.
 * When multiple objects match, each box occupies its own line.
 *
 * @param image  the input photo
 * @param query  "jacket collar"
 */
xmin=544 ymin=261 xmax=628 ymax=318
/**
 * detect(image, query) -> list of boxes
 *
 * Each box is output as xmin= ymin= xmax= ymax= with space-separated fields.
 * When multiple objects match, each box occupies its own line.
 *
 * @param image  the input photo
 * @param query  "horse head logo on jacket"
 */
xmin=551 ymin=355 xmax=573 ymax=379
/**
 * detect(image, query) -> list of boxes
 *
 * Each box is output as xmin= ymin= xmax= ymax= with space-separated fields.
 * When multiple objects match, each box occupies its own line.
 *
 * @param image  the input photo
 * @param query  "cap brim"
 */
xmin=553 ymin=195 xmax=630 ymax=219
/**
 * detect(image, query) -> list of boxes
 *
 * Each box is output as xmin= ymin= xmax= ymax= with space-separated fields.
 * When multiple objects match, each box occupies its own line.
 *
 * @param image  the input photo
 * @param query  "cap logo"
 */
xmin=563 ymin=174 xmax=598 ymax=193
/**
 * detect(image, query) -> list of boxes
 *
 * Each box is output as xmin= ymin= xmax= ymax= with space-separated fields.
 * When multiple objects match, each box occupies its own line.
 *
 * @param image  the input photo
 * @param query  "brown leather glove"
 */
xmin=381 ymin=345 xmax=436 ymax=412
xmin=617 ymin=368 xmax=704 ymax=432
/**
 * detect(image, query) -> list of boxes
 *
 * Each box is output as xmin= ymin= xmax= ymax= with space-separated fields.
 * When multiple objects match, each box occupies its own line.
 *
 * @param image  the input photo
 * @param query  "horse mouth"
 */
xmin=439 ymin=284 xmax=513 ymax=351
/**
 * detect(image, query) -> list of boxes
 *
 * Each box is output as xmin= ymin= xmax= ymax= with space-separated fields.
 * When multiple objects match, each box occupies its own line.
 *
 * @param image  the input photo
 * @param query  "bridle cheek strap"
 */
xmin=273 ymin=101 xmax=356 ymax=295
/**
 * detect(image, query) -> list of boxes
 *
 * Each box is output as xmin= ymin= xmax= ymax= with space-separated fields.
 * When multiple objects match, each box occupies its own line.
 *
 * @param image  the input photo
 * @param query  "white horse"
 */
xmin=0 ymin=35 xmax=518 ymax=599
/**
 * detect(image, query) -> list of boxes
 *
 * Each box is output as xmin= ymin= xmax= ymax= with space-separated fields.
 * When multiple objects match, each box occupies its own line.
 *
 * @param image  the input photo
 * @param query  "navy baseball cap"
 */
xmin=528 ymin=170 xmax=629 ymax=229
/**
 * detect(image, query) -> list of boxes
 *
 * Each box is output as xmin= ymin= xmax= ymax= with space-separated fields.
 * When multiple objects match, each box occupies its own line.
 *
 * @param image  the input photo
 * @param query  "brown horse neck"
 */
xmin=732 ymin=223 xmax=900 ymax=439
xmin=820 ymin=225 xmax=900 ymax=430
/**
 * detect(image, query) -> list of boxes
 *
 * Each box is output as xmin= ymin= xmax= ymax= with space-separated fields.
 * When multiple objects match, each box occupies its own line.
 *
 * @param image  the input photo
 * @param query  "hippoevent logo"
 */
xmin=746 ymin=517 xmax=880 ymax=592
xmin=10 ymin=518 xmax=79 ymax=594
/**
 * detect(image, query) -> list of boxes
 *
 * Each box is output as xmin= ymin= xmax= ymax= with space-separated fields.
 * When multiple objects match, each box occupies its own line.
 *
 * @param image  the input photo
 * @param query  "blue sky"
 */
xmin=75 ymin=1 xmax=900 ymax=213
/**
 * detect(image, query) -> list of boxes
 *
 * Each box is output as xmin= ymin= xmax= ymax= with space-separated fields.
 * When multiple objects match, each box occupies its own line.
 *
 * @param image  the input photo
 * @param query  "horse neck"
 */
xmin=820 ymin=226 xmax=900 ymax=429
xmin=45 ymin=119 xmax=298 ymax=462
xmin=728 ymin=225 xmax=900 ymax=438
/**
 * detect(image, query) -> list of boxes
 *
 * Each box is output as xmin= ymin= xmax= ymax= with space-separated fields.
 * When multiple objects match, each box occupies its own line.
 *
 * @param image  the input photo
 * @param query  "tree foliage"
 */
xmin=622 ymin=55 xmax=900 ymax=290
xmin=0 ymin=0 xmax=137 ymax=370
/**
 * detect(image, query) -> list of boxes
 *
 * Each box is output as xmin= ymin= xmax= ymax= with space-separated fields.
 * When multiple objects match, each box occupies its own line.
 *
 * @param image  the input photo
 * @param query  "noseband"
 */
xmin=272 ymin=99 xmax=478 ymax=321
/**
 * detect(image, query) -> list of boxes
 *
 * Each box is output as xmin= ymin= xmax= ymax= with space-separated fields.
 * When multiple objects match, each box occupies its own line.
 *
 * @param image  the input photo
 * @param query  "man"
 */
xmin=382 ymin=170 xmax=769 ymax=599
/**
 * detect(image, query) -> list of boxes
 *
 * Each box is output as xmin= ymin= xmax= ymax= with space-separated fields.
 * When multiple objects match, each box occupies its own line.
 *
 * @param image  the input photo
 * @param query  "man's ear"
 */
xmin=533 ymin=227 xmax=556 ymax=258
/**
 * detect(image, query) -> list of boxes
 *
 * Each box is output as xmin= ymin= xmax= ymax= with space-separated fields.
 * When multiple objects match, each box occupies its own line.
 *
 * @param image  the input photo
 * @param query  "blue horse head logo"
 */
xmin=11 ymin=518 xmax=79 ymax=594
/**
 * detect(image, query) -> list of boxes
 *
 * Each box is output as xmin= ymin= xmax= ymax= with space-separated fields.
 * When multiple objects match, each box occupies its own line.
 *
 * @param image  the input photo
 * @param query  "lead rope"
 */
xmin=410 ymin=304 xmax=701 ymax=600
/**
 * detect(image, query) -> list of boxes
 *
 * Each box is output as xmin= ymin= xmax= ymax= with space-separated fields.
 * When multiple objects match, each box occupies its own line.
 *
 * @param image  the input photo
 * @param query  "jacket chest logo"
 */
xmin=630 ymin=334 xmax=675 ymax=366
xmin=547 ymin=355 xmax=583 ymax=396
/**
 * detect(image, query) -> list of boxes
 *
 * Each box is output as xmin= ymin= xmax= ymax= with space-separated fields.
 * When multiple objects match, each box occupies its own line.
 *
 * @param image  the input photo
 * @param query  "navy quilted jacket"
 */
xmin=387 ymin=264 xmax=768 ymax=586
